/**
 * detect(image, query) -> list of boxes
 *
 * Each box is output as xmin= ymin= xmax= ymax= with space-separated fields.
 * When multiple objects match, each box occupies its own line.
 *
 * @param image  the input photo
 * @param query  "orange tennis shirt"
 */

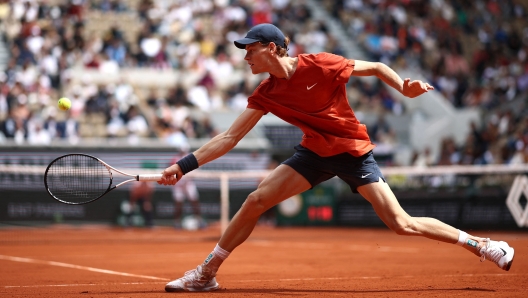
xmin=247 ymin=52 xmax=375 ymax=157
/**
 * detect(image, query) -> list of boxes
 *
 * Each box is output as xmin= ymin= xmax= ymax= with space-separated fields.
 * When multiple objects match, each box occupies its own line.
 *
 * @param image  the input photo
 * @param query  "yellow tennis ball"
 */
xmin=58 ymin=97 xmax=71 ymax=111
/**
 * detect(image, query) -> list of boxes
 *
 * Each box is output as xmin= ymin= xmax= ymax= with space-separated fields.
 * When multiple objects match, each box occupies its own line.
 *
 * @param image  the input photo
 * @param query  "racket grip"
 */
xmin=137 ymin=174 xmax=163 ymax=181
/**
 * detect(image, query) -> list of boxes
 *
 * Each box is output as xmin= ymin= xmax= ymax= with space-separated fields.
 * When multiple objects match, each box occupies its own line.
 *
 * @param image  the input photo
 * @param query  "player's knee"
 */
xmin=241 ymin=192 xmax=267 ymax=217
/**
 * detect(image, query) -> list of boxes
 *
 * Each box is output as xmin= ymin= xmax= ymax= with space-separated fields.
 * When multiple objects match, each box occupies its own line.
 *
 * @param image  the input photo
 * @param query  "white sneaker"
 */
xmin=165 ymin=265 xmax=220 ymax=292
xmin=479 ymin=238 xmax=515 ymax=271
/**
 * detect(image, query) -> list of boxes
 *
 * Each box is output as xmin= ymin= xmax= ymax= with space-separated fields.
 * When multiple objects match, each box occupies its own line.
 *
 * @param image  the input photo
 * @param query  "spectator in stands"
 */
xmin=113 ymin=78 xmax=135 ymax=112
xmin=369 ymin=113 xmax=395 ymax=144
xmin=137 ymin=0 xmax=153 ymax=21
xmin=43 ymin=110 xmax=60 ymax=139
xmin=368 ymin=113 xmax=396 ymax=158
xmin=1 ymin=110 xmax=23 ymax=141
xmin=93 ymin=0 xmax=129 ymax=13
xmin=227 ymin=80 xmax=251 ymax=111
xmin=152 ymin=35 xmax=171 ymax=69
xmin=0 ymin=0 xmax=328 ymax=145
xmin=165 ymin=124 xmax=190 ymax=149
xmin=125 ymin=105 xmax=149 ymax=139
xmin=106 ymin=100 xmax=125 ymax=138
xmin=16 ymin=60 xmax=38 ymax=89
xmin=194 ymin=116 xmax=218 ymax=139
xmin=105 ymin=37 xmax=127 ymax=67
xmin=14 ymin=43 xmax=36 ymax=66
xmin=467 ymin=121 xmax=489 ymax=165
xmin=437 ymin=137 xmax=461 ymax=166
xmin=145 ymin=87 xmax=162 ymax=108
xmin=335 ymin=0 xmax=528 ymax=112
xmin=27 ymin=118 xmax=51 ymax=145
xmin=139 ymin=31 xmax=162 ymax=67
xmin=180 ymin=116 xmax=197 ymax=139
xmin=412 ymin=147 xmax=435 ymax=168
xmin=187 ymin=78 xmax=212 ymax=112
xmin=0 ymin=80 xmax=7 ymax=119
xmin=98 ymin=52 xmax=120 ymax=74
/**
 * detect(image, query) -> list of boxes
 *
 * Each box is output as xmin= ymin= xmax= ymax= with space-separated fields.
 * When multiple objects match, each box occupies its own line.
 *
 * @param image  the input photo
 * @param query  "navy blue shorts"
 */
xmin=282 ymin=145 xmax=385 ymax=193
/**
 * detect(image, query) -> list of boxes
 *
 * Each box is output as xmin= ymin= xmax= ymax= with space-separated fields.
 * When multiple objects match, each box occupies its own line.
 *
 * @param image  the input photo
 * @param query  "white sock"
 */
xmin=457 ymin=230 xmax=468 ymax=246
xmin=213 ymin=244 xmax=230 ymax=260
xmin=202 ymin=244 xmax=230 ymax=274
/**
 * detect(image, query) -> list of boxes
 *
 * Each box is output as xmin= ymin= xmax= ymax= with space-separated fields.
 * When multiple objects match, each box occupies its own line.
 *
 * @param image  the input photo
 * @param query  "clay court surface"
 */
xmin=0 ymin=225 xmax=526 ymax=297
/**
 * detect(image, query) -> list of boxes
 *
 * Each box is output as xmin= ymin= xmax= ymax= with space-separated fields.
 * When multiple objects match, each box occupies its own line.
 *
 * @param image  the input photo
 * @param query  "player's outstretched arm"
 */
xmin=351 ymin=60 xmax=434 ymax=98
xmin=159 ymin=108 xmax=265 ymax=185
xmin=194 ymin=108 xmax=265 ymax=165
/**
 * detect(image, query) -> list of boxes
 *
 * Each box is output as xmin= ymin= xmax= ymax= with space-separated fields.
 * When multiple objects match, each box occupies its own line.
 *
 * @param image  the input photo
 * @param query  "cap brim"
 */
xmin=234 ymin=37 xmax=260 ymax=49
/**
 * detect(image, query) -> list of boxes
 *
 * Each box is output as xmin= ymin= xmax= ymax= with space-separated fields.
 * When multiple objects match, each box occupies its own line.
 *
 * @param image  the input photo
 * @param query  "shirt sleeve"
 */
xmin=247 ymin=95 xmax=268 ymax=113
xmin=246 ymin=80 xmax=270 ymax=114
xmin=317 ymin=53 xmax=355 ymax=85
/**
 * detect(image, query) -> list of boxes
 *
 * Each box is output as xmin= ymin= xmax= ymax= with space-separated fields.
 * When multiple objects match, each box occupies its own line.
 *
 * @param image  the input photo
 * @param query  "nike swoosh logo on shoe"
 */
xmin=500 ymin=248 xmax=507 ymax=256
xmin=307 ymin=83 xmax=317 ymax=90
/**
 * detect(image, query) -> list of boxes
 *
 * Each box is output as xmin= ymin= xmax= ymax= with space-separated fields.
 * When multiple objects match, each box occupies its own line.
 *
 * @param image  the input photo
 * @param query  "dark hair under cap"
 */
xmin=234 ymin=23 xmax=286 ymax=49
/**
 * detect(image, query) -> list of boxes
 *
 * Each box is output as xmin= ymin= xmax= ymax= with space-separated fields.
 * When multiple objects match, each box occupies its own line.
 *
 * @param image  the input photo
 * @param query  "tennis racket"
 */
xmin=44 ymin=153 xmax=165 ymax=205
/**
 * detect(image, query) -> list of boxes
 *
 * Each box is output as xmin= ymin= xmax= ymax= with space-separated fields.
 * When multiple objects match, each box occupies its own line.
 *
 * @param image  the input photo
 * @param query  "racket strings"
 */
xmin=46 ymin=155 xmax=111 ymax=204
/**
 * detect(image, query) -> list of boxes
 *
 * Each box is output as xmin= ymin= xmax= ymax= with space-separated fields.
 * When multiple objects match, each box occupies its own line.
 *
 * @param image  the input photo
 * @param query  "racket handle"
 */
xmin=137 ymin=174 xmax=163 ymax=181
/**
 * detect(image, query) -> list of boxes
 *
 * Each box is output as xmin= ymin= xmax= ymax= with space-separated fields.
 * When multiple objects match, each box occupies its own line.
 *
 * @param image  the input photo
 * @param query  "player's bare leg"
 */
xmin=218 ymin=164 xmax=311 ymax=251
xmin=357 ymin=179 xmax=514 ymax=270
xmin=165 ymin=165 xmax=311 ymax=292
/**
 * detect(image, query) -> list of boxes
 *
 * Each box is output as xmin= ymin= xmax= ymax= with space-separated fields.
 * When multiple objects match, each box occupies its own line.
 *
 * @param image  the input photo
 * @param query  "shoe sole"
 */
xmin=504 ymin=248 xmax=515 ymax=271
xmin=165 ymin=284 xmax=220 ymax=292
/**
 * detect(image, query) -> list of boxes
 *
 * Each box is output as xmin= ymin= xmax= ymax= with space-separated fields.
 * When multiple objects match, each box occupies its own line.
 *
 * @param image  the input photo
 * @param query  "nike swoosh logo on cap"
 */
xmin=361 ymin=173 xmax=372 ymax=178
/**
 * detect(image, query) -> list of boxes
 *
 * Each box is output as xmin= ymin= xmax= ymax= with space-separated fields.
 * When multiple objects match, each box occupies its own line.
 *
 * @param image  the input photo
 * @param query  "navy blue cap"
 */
xmin=234 ymin=23 xmax=286 ymax=49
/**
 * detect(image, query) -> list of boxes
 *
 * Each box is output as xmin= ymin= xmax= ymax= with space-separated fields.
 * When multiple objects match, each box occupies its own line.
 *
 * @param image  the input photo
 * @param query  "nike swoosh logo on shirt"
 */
xmin=361 ymin=173 xmax=372 ymax=178
xmin=307 ymin=83 xmax=317 ymax=90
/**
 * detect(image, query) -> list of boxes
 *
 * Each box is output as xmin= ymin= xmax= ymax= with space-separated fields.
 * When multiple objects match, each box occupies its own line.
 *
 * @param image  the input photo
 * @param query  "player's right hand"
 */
xmin=158 ymin=164 xmax=183 ymax=185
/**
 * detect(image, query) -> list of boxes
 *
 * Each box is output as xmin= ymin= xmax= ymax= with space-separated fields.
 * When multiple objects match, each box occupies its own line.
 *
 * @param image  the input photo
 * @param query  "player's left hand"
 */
xmin=402 ymin=78 xmax=434 ymax=98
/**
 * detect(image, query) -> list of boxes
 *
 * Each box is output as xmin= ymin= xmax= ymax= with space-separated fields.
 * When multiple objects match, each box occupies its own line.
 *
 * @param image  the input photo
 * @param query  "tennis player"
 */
xmin=159 ymin=23 xmax=515 ymax=292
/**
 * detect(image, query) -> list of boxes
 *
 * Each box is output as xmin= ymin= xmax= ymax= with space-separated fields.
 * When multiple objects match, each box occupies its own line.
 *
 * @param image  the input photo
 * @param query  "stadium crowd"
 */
xmin=0 ymin=0 xmax=328 ymax=146
xmin=329 ymin=0 xmax=528 ymax=166
xmin=0 ymin=0 xmax=526 ymax=166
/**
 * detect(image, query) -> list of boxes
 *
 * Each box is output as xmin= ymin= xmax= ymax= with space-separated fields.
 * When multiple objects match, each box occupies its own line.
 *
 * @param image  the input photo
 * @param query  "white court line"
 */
xmin=5 ymin=282 xmax=165 ymax=289
xmin=0 ymin=254 xmax=169 ymax=281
